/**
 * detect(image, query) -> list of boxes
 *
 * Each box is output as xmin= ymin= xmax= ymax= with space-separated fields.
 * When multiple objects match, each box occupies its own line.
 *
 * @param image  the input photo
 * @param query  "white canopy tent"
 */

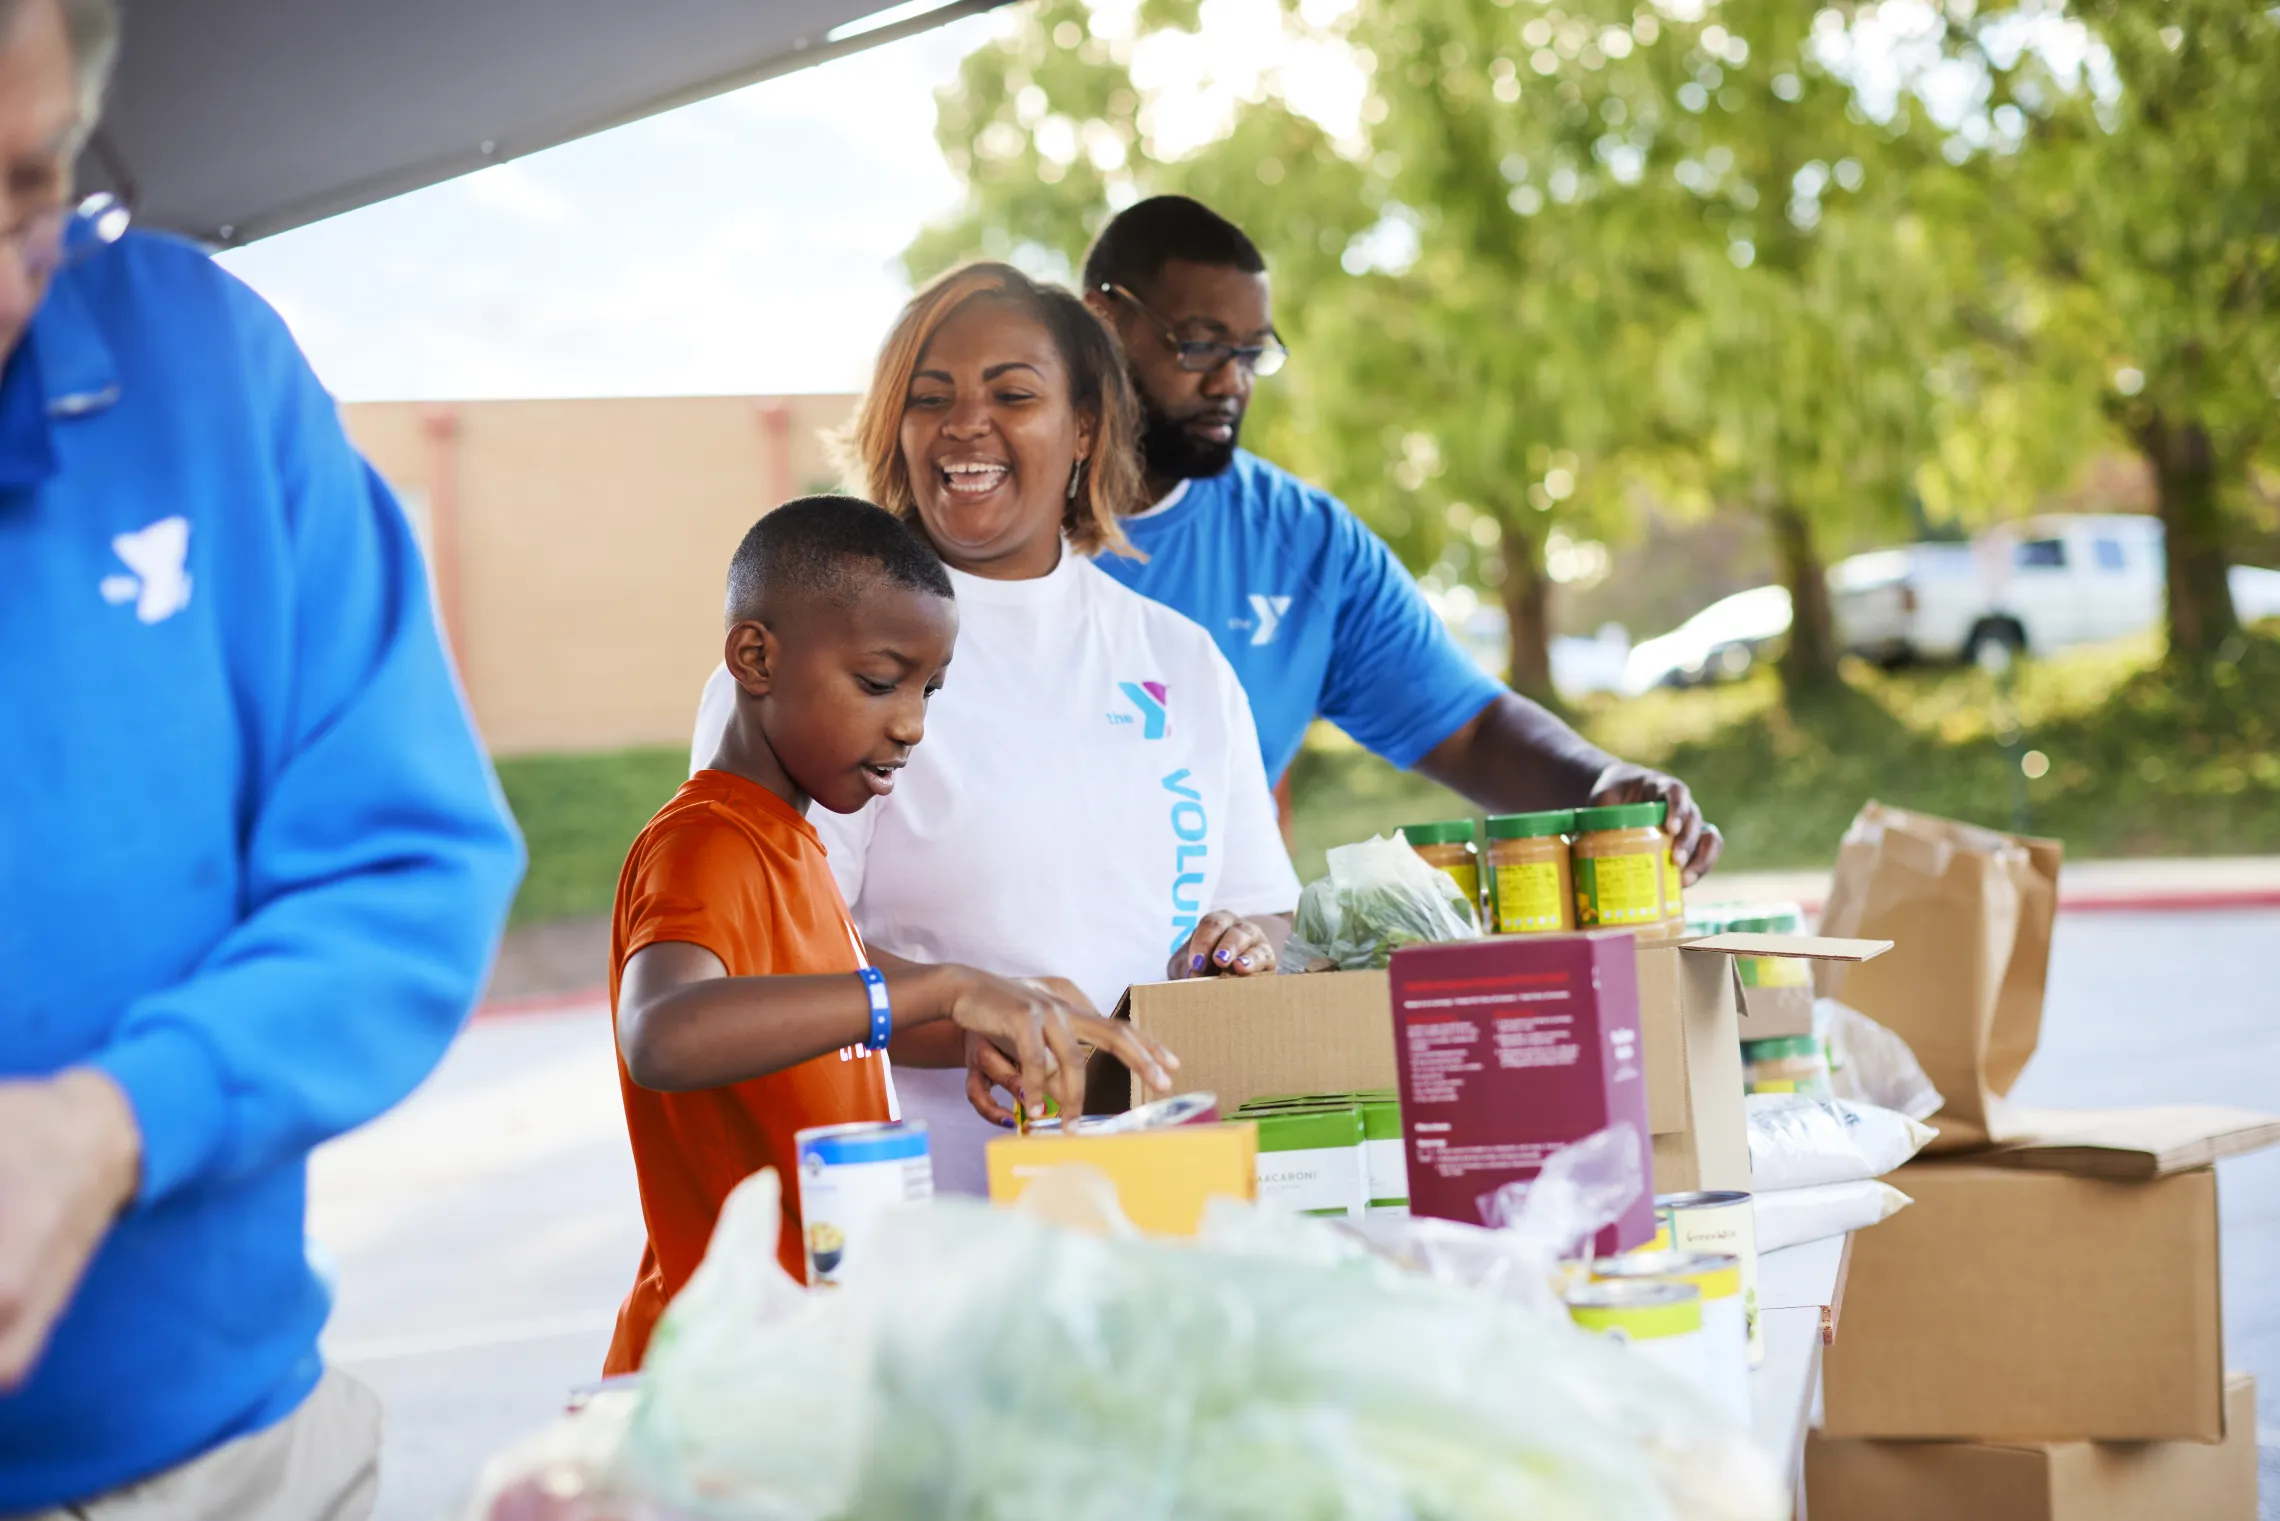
xmin=79 ymin=0 xmax=1009 ymax=245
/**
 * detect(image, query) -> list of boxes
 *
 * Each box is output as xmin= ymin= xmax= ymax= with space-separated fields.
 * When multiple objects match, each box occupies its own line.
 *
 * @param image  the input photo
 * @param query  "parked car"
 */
xmin=1440 ymin=598 xmax=1635 ymax=699
xmin=1622 ymin=584 xmax=1792 ymax=694
xmin=2234 ymin=565 xmax=2280 ymax=625
xmin=1833 ymin=514 xmax=2280 ymax=666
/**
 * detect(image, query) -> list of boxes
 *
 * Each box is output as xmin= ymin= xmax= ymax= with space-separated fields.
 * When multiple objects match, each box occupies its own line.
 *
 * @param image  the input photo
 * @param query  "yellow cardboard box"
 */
xmin=985 ymin=1123 xmax=1257 ymax=1237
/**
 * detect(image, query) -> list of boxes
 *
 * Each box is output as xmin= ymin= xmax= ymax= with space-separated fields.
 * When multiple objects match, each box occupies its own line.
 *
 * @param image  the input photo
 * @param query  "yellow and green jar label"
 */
xmin=1577 ymin=850 xmax=1663 ymax=926
xmin=1493 ymin=860 xmax=1565 ymax=933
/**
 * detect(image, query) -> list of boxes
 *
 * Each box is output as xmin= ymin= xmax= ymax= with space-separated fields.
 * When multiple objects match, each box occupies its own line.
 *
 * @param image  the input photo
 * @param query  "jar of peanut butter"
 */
xmin=1572 ymin=802 xmax=1673 ymax=930
xmin=1484 ymin=810 xmax=1576 ymax=934
xmin=1400 ymin=820 xmax=1482 ymax=921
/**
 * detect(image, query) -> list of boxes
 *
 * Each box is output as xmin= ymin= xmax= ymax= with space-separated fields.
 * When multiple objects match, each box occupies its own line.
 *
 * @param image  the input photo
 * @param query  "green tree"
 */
xmin=1956 ymin=1 xmax=2280 ymax=661
xmin=913 ymin=0 xmax=1982 ymax=698
xmin=908 ymin=0 xmax=1639 ymax=701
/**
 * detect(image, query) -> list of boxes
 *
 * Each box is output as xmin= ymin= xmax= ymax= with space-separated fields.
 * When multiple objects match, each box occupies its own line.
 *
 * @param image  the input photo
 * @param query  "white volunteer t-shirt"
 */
xmin=688 ymin=548 xmax=1300 ymax=1193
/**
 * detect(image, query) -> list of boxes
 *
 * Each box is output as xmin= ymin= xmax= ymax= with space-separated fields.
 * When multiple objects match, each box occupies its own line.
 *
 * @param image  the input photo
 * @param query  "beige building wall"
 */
xmin=345 ymin=394 xmax=857 ymax=755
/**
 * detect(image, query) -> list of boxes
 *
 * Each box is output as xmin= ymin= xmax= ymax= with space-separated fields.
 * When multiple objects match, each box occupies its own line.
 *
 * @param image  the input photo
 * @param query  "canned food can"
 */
xmin=1655 ymin=1190 xmax=1761 ymax=1366
xmin=1593 ymin=1250 xmax=1751 ymax=1427
xmin=1564 ymin=1280 xmax=1708 ymax=1393
xmin=794 ymin=1121 xmax=932 ymax=1288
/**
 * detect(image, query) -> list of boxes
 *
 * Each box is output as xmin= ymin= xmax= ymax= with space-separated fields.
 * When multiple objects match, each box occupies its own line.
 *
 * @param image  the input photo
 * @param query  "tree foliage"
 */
xmin=911 ymin=0 xmax=2280 ymax=695
xmin=1947 ymin=0 xmax=2280 ymax=659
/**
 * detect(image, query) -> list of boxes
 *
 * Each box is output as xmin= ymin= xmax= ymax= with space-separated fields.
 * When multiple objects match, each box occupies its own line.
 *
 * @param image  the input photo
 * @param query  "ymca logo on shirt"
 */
xmin=1229 ymin=593 xmax=1293 ymax=647
xmin=1111 ymin=680 xmax=1169 ymax=739
xmin=98 ymin=516 xmax=194 ymax=625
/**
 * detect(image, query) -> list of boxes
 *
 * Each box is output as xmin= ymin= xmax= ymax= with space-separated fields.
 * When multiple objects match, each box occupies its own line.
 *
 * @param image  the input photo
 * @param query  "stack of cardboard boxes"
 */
xmin=1807 ymin=1108 xmax=2272 ymax=1518
xmin=1803 ymin=804 xmax=2274 ymax=1520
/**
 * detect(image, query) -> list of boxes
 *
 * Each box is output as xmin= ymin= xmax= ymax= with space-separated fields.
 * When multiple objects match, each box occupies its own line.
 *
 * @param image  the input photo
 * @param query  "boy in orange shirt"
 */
xmin=604 ymin=497 xmax=1173 ymax=1372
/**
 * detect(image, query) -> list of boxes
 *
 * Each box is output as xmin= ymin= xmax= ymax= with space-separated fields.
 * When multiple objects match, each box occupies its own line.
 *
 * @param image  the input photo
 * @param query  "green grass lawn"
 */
xmin=494 ymin=746 xmax=690 ymax=924
xmin=497 ymin=631 xmax=2280 ymax=924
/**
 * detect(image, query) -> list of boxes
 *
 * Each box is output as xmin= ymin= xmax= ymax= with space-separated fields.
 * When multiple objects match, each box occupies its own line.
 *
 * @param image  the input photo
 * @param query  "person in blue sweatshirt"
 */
xmin=0 ymin=1 xmax=524 ymax=1514
xmin=1081 ymin=196 xmax=1725 ymax=885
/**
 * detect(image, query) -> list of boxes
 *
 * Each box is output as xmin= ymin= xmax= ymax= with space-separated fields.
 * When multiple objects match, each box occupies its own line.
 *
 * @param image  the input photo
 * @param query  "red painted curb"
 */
xmin=1783 ymin=889 xmax=2280 ymax=918
xmin=2057 ymin=889 xmax=2280 ymax=913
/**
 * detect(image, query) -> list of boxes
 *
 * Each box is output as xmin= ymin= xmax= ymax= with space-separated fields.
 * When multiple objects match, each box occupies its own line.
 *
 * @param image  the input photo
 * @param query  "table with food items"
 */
xmin=468 ymin=802 xmax=2274 ymax=1521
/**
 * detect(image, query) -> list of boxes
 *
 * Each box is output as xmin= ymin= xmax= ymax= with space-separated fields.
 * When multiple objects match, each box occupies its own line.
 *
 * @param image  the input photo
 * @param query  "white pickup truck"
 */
xmin=1832 ymin=513 xmax=2280 ymax=666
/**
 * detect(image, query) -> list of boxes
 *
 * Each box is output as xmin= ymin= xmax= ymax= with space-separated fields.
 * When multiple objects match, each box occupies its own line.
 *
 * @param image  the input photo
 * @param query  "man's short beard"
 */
xmin=1138 ymin=393 xmax=1241 ymax=482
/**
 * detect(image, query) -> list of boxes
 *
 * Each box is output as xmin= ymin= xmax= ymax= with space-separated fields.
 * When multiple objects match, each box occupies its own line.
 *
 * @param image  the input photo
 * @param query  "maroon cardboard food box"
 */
xmin=1388 ymin=933 xmax=1655 ymax=1254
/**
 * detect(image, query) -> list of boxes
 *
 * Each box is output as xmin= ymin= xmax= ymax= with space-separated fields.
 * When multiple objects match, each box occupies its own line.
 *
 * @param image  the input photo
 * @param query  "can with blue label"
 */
xmin=794 ymin=1120 xmax=932 ymax=1287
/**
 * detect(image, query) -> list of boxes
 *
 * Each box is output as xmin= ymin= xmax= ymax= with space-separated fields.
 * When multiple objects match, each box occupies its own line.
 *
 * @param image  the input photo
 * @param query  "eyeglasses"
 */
xmin=8 ymin=193 xmax=131 ymax=283
xmin=1100 ymin=283 xmax=1288 ymax=377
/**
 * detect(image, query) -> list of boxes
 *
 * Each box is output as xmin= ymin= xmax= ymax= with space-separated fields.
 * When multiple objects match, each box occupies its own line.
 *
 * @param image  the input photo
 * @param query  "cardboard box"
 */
xmin=1388 ymin=934 xmax=1654 ymax=1251
xmin=1806 ymin=1374 xmax=2257 ymax=1521
xmin=1098 ymin=933 xmax=1885 ymax=1203
xmin=1102 ymin=971 xmax=1394 ymax=1113
xmin=985 ymin=1123 xmax=1256 ymax=1236
xmin=1822 ymin=1105 xmax=2280 ymax=1442
xmin=1642 ymin=931 xmax=1890 ymax=1195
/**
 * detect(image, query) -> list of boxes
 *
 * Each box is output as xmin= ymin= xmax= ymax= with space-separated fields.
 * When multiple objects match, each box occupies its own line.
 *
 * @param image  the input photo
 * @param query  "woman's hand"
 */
xmin=1169 ymin=910 xmax=1279 ymax=980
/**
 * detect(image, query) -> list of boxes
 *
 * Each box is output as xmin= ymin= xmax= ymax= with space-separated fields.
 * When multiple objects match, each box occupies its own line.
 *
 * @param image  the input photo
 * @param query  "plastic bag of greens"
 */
xmin=616 ymin=1161 xmax=1784 ymax=1521
xmin=1285 ymin=834 xmax=1482 ymax=971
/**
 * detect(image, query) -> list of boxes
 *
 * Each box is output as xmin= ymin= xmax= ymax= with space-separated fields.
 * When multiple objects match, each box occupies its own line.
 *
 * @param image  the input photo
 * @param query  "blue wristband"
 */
xmin=857 ymin=967 xmax=891 ymax=1051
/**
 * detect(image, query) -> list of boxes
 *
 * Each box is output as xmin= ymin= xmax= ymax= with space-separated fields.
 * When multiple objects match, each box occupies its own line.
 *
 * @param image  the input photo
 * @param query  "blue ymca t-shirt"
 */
xmin=1095 ymin=450 xmax=1505 ymax=783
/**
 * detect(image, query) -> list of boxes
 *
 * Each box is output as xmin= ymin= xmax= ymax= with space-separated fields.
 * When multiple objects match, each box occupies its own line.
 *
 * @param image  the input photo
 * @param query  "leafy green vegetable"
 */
xmin=1286 ymin=836 xmax=1483 ymax=971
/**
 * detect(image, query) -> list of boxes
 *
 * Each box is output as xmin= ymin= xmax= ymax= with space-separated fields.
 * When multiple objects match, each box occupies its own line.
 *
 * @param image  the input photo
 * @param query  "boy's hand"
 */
xmin=964 ymin=978 xmax=1095 ymax=1127
xmin=945 ymin=969 xmax=1176 ymax=1122
xmin=1169 ymin=911 xmax=1278 ymax=980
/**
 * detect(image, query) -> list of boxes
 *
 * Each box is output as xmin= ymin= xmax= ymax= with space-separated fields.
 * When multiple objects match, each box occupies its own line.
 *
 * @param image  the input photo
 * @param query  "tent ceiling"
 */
xmin=79 ymin=0 xmax=1006 ymax=246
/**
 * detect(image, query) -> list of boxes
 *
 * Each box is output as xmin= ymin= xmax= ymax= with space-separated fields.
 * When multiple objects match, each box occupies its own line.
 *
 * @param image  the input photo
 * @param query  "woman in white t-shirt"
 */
xmin=690 ymin=263 xmax=1298 ymax=1192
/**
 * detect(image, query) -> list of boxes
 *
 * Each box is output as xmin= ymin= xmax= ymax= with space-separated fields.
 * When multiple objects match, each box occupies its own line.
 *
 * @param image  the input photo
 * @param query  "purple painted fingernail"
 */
xmin=992 ymin=1115 xmax=1015 ymax=1129
xmin=1191 ymin=954 xmax=1206 ymax=972
xmin=1238 ymin=955 xmax=1252 ymax=968
xmin=1215 ymin=948 xmax=1232 ymax=964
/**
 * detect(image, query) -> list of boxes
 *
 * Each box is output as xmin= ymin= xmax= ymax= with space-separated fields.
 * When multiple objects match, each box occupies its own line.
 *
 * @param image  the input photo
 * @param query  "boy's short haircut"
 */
xmin=1082 ymin=195 xmax=1267 ymax=298
xmin=726 ymin=494 xmax=953 ymax=624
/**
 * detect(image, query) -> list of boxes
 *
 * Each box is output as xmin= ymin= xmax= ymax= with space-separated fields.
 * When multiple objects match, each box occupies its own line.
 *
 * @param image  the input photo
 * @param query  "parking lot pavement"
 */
xmin=309 ymin=1000 xmax=637 ymax=1521
xmin=310 ymin=909 xmax=2280 ymax=1521
xmin=2007 ymin=909 xmax=2280 ymax=1520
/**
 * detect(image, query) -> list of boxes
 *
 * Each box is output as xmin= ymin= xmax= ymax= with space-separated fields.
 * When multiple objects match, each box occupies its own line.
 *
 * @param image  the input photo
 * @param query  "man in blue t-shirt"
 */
xmin=1083 ymin=195 xmax=1724 ymax=882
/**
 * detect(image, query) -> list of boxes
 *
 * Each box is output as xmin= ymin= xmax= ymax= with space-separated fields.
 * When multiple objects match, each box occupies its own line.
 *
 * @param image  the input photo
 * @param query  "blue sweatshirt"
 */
xmin=0 ymin=233 xmax=524 ymax=1507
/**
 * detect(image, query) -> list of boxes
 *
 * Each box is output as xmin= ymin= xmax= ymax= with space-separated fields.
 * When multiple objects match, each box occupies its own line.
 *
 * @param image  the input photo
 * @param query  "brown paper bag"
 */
xmin=1815 ymin=802 xmax=2062 ymax=1150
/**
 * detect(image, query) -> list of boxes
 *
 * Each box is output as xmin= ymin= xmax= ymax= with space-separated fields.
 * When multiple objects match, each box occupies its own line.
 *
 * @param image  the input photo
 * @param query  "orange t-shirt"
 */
xmin=602 ymin=770 xmax=893 ymax=1373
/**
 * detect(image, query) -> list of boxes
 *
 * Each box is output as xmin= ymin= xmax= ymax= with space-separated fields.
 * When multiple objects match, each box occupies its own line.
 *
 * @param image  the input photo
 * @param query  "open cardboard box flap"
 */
xmin=1683 ymin=932 xmax=1893 ymax=962
xmin=1978 ymin=1104 xmax=2280 ymax=1180
xmin=1680 ymin=932 xmax=1892 ymax=1042
xmin=1639 ymin=932 xmax=1891 ymax=1191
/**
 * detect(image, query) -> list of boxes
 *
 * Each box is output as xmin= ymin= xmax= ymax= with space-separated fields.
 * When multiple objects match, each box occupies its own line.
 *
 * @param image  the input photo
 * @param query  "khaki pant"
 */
xmin=28 ymin=1368 xmax=381 ymax=1521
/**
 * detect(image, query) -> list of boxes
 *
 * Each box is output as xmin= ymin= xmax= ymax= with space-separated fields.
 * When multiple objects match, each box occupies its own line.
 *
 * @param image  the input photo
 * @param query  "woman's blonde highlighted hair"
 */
xmin=836 ymin=262 xmax=1144 ymax=559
